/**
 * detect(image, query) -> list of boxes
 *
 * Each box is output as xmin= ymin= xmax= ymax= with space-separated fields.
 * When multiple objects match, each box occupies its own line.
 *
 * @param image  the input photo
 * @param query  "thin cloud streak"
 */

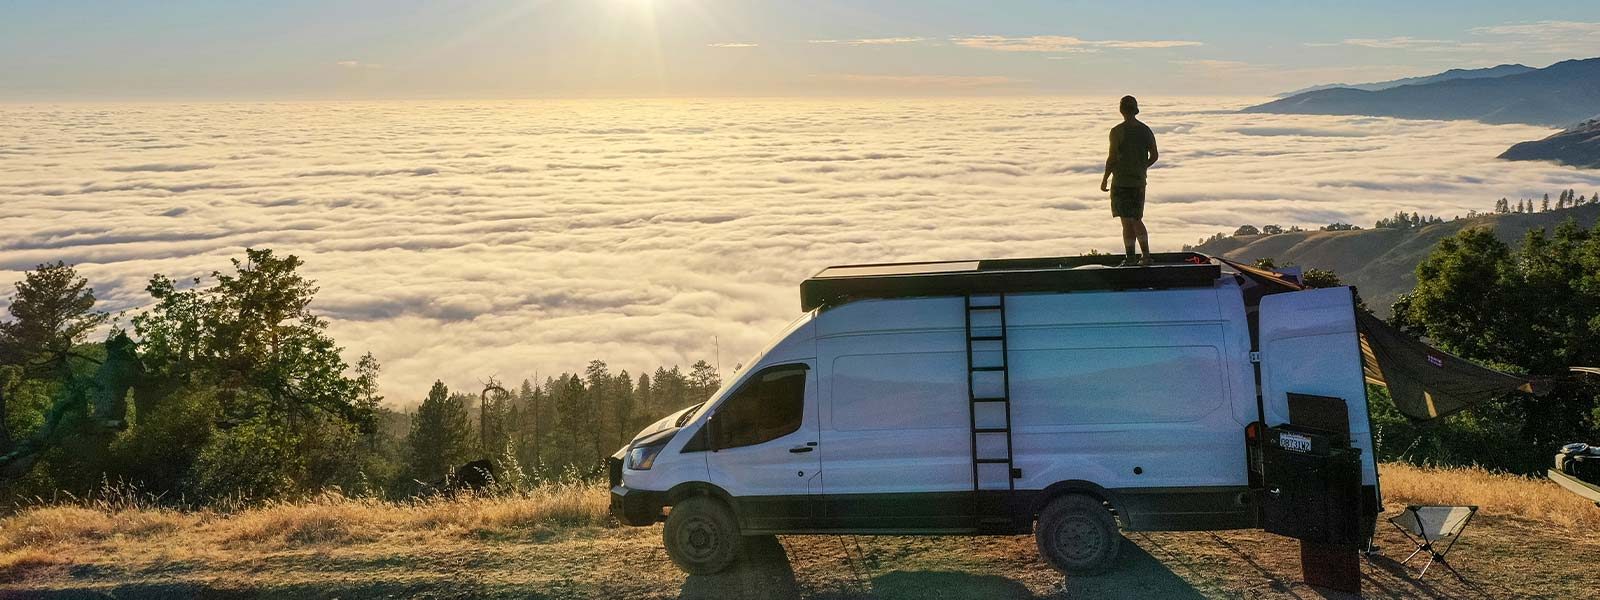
xmin=809 ymin=37 xmax=927 ymax=46
xmin=953 ymin=35 xmax=1202 ymax=52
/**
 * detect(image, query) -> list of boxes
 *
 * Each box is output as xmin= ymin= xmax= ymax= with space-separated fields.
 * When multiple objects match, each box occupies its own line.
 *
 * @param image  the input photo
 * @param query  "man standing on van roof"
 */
xmin=1100 ymin=95 xmax=1159 ymax=267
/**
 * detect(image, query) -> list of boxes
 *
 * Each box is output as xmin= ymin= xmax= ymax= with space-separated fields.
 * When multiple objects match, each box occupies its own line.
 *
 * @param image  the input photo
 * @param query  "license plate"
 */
xmin=1278 ymin=432 xmax=1313 ymax=453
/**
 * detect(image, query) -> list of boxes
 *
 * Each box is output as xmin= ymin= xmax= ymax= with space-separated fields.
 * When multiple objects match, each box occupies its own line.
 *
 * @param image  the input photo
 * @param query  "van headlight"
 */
xmin=627 ymin=443 xmax=666 ymax=470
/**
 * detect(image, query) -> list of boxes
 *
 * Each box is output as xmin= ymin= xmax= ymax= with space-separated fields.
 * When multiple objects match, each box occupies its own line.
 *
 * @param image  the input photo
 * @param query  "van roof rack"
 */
xmin=800 ymin=252 xmax=1221 ymax=311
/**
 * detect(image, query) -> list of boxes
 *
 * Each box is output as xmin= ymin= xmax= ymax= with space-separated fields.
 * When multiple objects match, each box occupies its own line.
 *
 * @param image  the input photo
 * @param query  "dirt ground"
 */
xmin=2 ymin=507 xmax=1595 ymax=600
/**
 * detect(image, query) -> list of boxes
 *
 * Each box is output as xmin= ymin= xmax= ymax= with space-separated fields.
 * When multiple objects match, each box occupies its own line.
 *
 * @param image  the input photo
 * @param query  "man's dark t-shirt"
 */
xmin=1109 ymin=120 xmax=1156 ymax=188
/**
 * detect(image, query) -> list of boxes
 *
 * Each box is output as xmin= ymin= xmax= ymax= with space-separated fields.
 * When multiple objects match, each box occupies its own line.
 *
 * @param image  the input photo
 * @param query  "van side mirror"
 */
xmin=706 ymin=414 xmax=719 ymax=451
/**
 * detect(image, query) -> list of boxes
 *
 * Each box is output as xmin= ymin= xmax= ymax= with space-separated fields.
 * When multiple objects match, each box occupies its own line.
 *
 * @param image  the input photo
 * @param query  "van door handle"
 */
xmin=788 ymin=446 xmax=814 ymax=453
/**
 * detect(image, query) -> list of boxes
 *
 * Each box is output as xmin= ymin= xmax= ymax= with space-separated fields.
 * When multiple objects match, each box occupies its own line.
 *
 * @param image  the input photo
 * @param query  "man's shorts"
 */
xmin=1110 ymin=186 xmax=1145 ymax=219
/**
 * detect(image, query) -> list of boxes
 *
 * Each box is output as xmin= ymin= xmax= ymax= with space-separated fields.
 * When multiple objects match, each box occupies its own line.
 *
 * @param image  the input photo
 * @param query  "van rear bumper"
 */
xmin=610 ymin=485 xmax=667 ymax=527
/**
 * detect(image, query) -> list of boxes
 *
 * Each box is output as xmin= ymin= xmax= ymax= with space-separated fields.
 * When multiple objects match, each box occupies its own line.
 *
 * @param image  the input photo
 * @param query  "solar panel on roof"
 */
xmin=799 ymin=252 xmax=1223 ymax=311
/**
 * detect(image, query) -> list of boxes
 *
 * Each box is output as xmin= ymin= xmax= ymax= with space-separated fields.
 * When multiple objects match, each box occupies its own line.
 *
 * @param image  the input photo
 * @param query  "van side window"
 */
xmin=713 ymin=365 xmax=807 ymax=450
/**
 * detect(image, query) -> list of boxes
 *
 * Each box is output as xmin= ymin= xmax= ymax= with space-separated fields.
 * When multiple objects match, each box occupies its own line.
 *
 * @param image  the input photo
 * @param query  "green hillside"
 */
xmin=1190 ymin=203 xmax=1600 ymax=316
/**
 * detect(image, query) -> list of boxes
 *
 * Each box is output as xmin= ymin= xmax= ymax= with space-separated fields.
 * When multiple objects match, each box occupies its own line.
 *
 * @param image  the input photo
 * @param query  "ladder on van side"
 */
xmin=965 ymin=294 xmax=1018 ymax=529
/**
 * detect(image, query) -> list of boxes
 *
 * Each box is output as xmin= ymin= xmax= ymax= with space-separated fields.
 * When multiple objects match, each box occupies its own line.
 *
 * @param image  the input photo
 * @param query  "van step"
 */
xmin=966 ymin=305 xmax=1003 ymax=311
xmin=968 ymin=335 xmax=1004 ymax=342
xmin=975 ymin=458 xmax=1011 ymax=464
xmin=971 ymin=397 xmax=1008 ymax=402
xmin=973 ymin=427 xmax=1009 ymax=434
xmin=970 ymin=366 xmax=1006 ymax=372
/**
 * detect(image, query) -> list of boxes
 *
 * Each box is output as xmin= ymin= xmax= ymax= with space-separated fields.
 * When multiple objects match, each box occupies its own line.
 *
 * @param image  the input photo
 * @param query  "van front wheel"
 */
xmin=663 ymin=496 xmax=742 ymax=575
xmin=1036 ymin=494 xmax=1122 ymax=574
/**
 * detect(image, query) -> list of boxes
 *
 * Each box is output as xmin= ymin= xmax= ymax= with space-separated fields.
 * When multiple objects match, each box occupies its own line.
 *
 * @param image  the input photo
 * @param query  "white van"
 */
xmin=610 ymin=254 xmax=1380 ymax=575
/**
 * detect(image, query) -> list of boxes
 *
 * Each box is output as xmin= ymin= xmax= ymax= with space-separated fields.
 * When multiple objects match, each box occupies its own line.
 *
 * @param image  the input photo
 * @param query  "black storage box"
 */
xmin=1261 ymin=425 xmax=1364 ymax=547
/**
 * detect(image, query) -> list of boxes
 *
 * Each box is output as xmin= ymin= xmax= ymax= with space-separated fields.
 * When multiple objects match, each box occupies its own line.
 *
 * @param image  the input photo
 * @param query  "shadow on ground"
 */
xmin=680 ymin=535 xmax=802 ymax=600
xmin=679 ymin=536 xmax=1210 ymax=600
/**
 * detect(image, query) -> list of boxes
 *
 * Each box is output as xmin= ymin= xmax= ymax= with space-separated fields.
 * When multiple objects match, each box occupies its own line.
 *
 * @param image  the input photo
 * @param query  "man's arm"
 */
xmin=1146 ymin=131 xmax=1159 ymax=167
xmin=1101 ymin=129 xmax=1118 ymax=192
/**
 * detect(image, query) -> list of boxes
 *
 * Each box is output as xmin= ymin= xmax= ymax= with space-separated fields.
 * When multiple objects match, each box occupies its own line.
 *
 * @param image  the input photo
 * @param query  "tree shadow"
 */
xmin=679 ymin=534 xmax=802 ymax=600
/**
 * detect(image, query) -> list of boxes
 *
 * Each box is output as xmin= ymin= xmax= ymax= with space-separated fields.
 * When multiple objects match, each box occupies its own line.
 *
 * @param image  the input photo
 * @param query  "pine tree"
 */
xmin=688 ymin=360 xmax=721 ymax=402
xmin=0 ymin=261 xmax=109 ymax=366
xmin=517 ymin=378 xmax=540 ymax=474
xmin=636 ymin=372 xmax=652 ymax=421
xmin=556 ymin=374 xmax=587 ymax=466
xmin=1543 ymin=194 xmax=1551 ymax=212
xmin=584 ymin=360 xmax=611 ymax=462
xmin=406 ymin=380 xmax=473 ymax=481
xmin=614 ymin=370 xmax=634 ymax=445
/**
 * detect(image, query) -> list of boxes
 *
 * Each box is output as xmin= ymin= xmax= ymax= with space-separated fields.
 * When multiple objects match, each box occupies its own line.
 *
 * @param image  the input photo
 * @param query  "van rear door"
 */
xmin=1256 ymin=286 xmax=1377 ymax=487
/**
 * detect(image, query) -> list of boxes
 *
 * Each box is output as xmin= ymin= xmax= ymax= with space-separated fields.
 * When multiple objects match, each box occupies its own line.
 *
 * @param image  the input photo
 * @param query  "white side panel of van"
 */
xmin=816 ymin=297 xmax=973 ymax=497
xmin=823 ymin=352 xmax=972 ymax=495
xmin=1005 ymin=316 xmax=1245 ymax=491
xmin=1258 ymin=287 xmax=1377 ymax=486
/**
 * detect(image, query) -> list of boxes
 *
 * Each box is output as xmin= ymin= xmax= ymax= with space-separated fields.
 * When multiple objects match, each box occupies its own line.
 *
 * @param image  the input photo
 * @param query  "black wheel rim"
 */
xmin=677 ymin=516 xmax=722 ymax=562
xmin=1052 ymin=515 xmax=1104 ymax=564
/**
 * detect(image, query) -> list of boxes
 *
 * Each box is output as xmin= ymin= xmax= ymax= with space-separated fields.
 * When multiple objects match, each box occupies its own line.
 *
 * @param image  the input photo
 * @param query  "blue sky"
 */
xmin=3 ymin=0 xmax=1599 ymax=99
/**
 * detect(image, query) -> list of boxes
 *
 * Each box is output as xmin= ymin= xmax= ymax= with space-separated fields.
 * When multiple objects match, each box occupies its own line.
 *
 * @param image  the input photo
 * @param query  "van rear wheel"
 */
xmin=1036 ymin=494 xmax=1122 ymax=574
xmin=663 ymin=496 xmax=742 ymax=575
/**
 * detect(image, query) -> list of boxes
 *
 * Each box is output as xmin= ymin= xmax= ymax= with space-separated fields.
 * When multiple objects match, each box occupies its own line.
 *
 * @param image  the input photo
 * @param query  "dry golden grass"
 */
xmin=0 ymin=482 xmax=609 ymax=561
xmin=1378 ymin=461 xmax=1600 ymax=528
xmin=1 ymin=469 xmax=1599 ymax=598
xmin=216 ymin=483 xmax=610 ymax=547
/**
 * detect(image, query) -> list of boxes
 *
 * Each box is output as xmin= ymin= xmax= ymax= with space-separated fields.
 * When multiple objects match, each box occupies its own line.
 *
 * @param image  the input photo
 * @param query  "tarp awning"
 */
xmin=1356 ymin=311 xmax=1547 ymax=422
xmin=1214 ymin=256 xmax=1546 ymax=423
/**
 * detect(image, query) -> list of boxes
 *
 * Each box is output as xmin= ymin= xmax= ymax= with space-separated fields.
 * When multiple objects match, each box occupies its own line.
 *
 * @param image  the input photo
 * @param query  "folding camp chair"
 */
xmin=1389 ymin=505 xmax=1477 ymax=579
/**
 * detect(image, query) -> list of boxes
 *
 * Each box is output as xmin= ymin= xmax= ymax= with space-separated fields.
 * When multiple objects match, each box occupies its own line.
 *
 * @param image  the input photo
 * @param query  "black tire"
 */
xmin=663 ymin=495 xmax=742 ymax=575
xmin=1036 ymin=494 xmax=1123 ymax=575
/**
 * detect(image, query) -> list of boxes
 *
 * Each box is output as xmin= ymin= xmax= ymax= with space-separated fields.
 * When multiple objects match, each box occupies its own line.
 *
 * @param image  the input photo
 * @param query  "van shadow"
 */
xmin=680 ymin=535 xmax=802 ymax=600
xmin=679 ymin=537 xmax=1207 ymax=600
xmin=1056 ymin=542 xmax=1208 ymax=600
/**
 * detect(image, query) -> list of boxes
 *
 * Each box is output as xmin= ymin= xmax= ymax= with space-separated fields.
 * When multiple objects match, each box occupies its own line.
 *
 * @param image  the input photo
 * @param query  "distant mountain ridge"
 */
xmin=1190 ymin=203 xmax=1600 ymax=316
xmin=1500 ymin=118 xmax=1600 ymax=168
xmin=1245 ymin=57 xmax=1600 ymax=127
xmin=1274 ymin=64 xmax=1536 ymax=97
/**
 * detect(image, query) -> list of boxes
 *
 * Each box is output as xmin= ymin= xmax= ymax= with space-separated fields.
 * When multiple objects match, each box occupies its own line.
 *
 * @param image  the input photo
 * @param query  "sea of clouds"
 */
xmin=2 ymin=97 xmax=1597 ymax=403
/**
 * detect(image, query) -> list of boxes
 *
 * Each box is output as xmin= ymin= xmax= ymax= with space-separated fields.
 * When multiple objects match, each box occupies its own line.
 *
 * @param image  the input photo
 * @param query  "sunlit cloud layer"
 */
xmin=2 ymin=98 xmax=1595 ymax=403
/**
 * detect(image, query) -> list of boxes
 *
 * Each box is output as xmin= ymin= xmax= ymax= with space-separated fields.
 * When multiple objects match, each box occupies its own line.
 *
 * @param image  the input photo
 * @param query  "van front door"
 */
xmin=706 ymin=363 xmax=821 ymax=532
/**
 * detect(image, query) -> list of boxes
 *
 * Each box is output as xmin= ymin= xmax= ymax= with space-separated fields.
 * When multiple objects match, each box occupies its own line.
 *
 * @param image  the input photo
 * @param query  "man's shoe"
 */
xmin=1140 ymin=255 xmax=1153 ymax=267
xmin=1118 ymin=257 xmax=1139 ymax=267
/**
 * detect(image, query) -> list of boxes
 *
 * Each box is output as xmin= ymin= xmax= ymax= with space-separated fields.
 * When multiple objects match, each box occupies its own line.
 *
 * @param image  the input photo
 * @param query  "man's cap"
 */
xmin=1120 ymin=95 xmax=1139 ymax=115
